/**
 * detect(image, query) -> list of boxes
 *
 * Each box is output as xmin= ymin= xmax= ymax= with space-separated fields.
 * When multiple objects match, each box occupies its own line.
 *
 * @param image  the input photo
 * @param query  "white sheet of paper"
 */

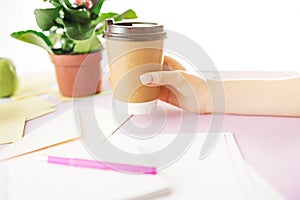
xmin=111 ymin=132 xmax=283 ymax=200
xmin=113 ymin=133 xmax=246 ymax=199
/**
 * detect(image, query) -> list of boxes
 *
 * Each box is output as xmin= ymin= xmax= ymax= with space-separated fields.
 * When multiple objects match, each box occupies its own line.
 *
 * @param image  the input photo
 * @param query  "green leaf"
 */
xmin=73 ymin=35 xmax=103 ymax=53
xmin=61 ymin=0 xmax=90 ymax=23
xmin=34 ymin=7 xmax=61 ymax=31
xmin=91 ymin=13 xmax=115 ymax=35
xmin=11 ymin=30 xmax=53 ymax=53
xmin=48 ymin=32 xmax=62 ymax=47
xmin=63 ymin=20 xmax=96 ymax=40
xmin=93 ymin=10 xmax=137 ymax=25
xmin=91 ymin=0 xmax=105 ymax=15
xmin=92 ymin=10 xmax=138 ymax=35
xmin=97 ymin=12 xmax=118 ymax=22
xmin=65 ymin=8 xmax=91 ymax=24
xmin=114 ymin=9 xmax=138 ymax=21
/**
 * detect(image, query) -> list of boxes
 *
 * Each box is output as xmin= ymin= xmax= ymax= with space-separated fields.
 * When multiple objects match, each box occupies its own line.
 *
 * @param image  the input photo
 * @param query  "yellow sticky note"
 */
xmin=0 ymin=97 xmax=56 ymax=144
xmin=0 ymin=117 xmax=25 ymax=144
xmin=12 ymin=73 xmax=57 ymax=100
xmin=26 ymin=108 xmax=56 ymax=121
xmin=0 ymin=97 xmax=56 ymax=118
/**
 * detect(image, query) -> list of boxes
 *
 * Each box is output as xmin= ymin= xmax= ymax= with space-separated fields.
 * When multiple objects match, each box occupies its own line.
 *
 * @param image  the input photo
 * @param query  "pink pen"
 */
xmin=38 ymin=155 xmax=157 ymax=175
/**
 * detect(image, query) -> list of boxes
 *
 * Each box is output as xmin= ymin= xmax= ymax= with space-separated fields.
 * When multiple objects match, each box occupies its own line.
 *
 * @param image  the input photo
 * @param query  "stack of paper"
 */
xmin=0 ymin=107 xmax=284 ymax=199
xmin=0 ymin=97 xmax=56 ymax=144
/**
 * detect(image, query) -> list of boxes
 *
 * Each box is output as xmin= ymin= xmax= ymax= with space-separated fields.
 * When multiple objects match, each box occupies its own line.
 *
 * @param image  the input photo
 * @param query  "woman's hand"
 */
xmin=141 ymin=56 xmax=300 ymax=116
xmin=140 ymin=56 xmax=211 ymax=114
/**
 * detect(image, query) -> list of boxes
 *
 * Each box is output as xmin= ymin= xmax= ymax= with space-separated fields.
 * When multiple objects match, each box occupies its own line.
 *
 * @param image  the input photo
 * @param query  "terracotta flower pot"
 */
xmin=50 ymin=51 xmax=102 ymax=97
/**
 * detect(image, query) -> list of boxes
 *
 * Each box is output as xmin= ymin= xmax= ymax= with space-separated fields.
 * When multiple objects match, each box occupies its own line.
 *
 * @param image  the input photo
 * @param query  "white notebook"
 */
xmin=0 ymin=139 xmax=170 ymax=200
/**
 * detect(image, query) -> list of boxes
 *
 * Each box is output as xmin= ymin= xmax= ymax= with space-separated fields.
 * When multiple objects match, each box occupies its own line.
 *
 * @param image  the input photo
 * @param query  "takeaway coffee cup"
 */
xmin=103 ymin=20 xmax=166 ymax=115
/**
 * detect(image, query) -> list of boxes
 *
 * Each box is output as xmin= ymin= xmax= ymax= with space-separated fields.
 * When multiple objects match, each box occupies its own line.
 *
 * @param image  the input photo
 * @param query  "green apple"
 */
xmin=0 ymin=58 xmax=19 ymax=97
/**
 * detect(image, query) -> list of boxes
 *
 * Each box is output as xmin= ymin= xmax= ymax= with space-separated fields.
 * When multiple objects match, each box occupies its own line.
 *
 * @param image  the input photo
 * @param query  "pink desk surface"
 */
xmin=1 ymin=71 xmax=300 ymax=199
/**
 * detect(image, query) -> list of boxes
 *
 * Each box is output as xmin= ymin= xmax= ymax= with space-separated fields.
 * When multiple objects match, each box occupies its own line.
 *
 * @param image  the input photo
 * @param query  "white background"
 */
xmin=1 ymin=0 xmax=300 ymax=74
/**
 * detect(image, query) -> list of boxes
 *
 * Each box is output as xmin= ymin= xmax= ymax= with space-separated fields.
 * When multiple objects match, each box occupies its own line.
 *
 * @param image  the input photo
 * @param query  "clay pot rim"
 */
xmin=49 ymin=50 xmax=103 ymax=57
xmin=50 ymin=50 xmax=103 ymax=66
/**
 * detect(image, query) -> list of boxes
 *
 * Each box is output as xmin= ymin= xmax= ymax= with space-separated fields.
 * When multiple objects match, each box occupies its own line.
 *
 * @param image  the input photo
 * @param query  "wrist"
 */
xmin=205 ymin=80 xmax=226 ymax=114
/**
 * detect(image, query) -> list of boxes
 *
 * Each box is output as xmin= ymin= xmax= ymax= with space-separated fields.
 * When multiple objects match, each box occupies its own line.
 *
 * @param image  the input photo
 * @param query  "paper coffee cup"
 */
xmin=103 ymin=20 xmax=166 ymax=115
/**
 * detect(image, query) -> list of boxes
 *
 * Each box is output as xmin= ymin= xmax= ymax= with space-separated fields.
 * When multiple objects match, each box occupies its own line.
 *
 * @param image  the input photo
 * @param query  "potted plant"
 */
xmin=11 ymin=0 xmax=137 ymax=97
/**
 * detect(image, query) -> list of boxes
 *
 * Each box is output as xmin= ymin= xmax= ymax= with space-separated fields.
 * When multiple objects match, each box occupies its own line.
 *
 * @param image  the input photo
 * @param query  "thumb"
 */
xmin=140 ymin=71 xmax=185 ymax=88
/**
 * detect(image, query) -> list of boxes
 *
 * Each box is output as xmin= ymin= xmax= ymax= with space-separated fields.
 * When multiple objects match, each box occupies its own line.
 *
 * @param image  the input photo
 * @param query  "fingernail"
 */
xmin=140 ymin=74 xmax=153 ymax=84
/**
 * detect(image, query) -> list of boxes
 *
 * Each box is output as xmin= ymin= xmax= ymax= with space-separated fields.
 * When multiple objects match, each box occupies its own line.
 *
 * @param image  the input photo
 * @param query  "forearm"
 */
xmin=207 ymin=77 xmax=300 ymax=116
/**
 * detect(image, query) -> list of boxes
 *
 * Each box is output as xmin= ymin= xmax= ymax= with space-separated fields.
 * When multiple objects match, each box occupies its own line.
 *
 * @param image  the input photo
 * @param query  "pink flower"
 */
xmin=75 ymin=0 xmax=84 ymax=6
xmin=85 ymin=0 xmax=93 ymax=9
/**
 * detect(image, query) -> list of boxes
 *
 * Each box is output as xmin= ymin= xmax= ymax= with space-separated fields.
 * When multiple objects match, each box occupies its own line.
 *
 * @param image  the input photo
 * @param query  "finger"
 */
xmin=140 ymin=71 xmax=186 ymax=89
xmin=163 ymin=55 xmax=186 ymax=71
